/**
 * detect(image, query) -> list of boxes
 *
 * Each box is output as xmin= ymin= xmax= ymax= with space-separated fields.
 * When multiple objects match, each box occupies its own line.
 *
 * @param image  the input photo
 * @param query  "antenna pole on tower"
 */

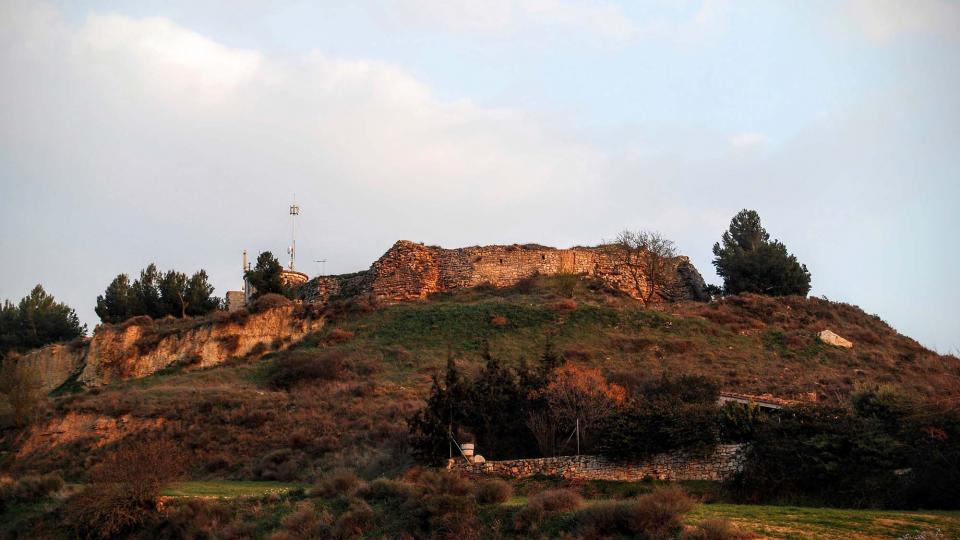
xmin=288 ymin=197 xmax=300 ymax=271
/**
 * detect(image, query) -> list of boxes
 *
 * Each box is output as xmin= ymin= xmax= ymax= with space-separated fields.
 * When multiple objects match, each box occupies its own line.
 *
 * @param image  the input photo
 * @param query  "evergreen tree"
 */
xmin=712 ymin=209 xmax=811 ymax=296
xmin=184 ymin=270 xmax=219 ymax=316
xmin=1 ymin=285 xmax=85 ymax=354
xmin=95 ymin=274 xmax=133 ymax=324
xmin=131 ymin=264 xmax=164 ymax=318
xmin=244 ymin=251 xmax=289 ymax=299
xmin=159 ymin=270 xmax=190 ymax=318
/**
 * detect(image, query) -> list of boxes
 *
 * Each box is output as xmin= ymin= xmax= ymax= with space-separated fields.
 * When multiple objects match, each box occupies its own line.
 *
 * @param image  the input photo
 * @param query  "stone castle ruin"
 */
xmin=299 ymin=240 xmax=709 ymax=306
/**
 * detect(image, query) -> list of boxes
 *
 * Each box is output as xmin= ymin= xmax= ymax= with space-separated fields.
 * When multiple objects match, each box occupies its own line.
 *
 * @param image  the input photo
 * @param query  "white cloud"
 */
xmin=844 ymin=0 xmax=960 ymax=42
xmin=373 ymin=0 xmax=727 ymax=44
xmin=729 ymin=132 xmax=768 ymax=150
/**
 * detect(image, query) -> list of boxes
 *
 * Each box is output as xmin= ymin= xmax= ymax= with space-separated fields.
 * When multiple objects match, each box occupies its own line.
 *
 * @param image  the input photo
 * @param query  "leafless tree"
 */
xmin=606 ymin=229 xmax=678 ymax=305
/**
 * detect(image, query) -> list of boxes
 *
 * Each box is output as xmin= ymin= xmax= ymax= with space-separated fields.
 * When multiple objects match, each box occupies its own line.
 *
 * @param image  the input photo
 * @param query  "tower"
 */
xmin=288 ymin=197 xmax=300 ymax=271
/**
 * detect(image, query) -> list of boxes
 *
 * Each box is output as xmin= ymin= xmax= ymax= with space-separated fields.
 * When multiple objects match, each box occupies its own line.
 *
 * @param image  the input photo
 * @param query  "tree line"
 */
xmin=95 ymin=264 xmax=220 ymax=324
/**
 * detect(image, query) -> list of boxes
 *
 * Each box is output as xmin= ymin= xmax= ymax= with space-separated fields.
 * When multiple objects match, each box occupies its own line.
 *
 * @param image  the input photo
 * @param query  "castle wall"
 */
xmin=300 ymin=240 xmax=709 ymax=306
xmin=448 ymin=444 xmax=745 ymax=482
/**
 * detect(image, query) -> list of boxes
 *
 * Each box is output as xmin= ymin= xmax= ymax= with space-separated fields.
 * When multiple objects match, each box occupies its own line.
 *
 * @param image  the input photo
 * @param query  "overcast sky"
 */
xmin=1 ymin=0 xmax=957 ymax=352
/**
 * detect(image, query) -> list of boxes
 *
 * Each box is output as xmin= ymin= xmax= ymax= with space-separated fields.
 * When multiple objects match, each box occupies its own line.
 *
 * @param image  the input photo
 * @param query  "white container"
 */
xmin=461 ymin=443 xmax=475 ymax=457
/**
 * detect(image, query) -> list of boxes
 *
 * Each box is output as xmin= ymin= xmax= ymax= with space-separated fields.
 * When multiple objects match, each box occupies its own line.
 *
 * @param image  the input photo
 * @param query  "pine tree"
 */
xmin=95 ymin=274 xmax=133 ymax=324
xmin=712 ymin=209 xmax=811 ymax=296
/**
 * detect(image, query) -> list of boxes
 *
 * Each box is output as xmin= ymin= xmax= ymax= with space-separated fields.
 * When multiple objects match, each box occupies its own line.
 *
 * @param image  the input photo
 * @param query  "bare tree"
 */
xmin=606 ymin=229 xmax=678 ymax=304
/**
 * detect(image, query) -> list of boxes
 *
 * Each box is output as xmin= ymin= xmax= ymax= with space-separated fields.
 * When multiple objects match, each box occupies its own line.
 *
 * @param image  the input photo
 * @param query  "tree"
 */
xmin=158 ymin=270 xmax=190 ymax=318
xmin=0 ymin=285 xmax=86 ymax=355
xmin=184 ymin=270 xmax=219 ymax=315
xmin=245 ymin=251 xmax=291 ymax=299
xmin=95 ymin=274 xmax=133 ymax=324
xmin=131 ymin=264 xmax=164 ymax=318
xmin=96 ymin=265 xmax=220 ymax=323
xmin=534 ymin=364 xmax=626 ymax=452
xmin=712 ymin=209 xmax=811 ymax=296
xmin=606 ymin=230 xmax=679 ymax=304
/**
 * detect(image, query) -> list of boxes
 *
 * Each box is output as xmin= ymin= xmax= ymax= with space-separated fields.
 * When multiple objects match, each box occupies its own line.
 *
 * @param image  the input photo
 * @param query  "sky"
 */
xmin=0 ymin=0 xmax=958 ymax=352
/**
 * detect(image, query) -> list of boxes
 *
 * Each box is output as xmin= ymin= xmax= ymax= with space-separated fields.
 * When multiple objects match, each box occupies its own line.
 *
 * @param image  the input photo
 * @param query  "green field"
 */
xmin=162 ymin=480 xmax=306 ymax=498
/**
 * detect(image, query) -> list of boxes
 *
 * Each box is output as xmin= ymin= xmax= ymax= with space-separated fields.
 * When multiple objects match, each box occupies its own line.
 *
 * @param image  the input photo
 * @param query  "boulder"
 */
xmin=819 ymin=329 xmax=853 ymax=348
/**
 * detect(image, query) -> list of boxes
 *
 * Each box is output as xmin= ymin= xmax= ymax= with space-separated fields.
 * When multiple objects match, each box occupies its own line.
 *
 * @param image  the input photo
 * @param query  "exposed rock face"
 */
xmin=12 ymin=342 xmax=87 ymax=393
xmin=79 ymin=306 xmax=324 ymax=387
xmin=17 ymin=412 xmax=172 ymax=458
xmin=819 ymin=329 xmax=853 ymax=348
xmin=304 ymin=240 xmax=710 ymax=305
xmin=9 ymin=306 xmax=324 ymax=390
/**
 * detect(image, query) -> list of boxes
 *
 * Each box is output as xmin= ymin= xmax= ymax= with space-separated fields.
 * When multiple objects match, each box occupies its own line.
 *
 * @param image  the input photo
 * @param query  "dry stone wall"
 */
xmin=304 ymin=240 xmax=709 ymax=305
xmin=448 ymin=444 xmax=745 ymax=482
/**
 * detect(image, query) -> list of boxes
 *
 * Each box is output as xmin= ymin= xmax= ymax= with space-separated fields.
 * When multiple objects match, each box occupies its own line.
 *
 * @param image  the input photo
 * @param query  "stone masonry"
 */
xmin=304 ymin=240 xmax=709 ymax=306
xmin=448 ymin=444 xmax=745 ymax=482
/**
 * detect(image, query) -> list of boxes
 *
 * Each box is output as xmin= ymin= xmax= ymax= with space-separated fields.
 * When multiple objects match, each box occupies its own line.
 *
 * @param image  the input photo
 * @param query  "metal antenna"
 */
xmin=288 ymin=196 xmax=300 ymax=271
xmin=314 ymin=259 xmax=327 ymax=276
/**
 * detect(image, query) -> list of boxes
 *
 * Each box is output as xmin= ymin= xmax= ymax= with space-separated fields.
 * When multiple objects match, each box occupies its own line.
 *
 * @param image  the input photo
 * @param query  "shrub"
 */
xmin=327 ymin=328 xmax=355 ymax=343
xmin=681 ymin=518 xmax=753 ymax=540
xmin=265 ymin=350 xmax=346 ymax=390
xmin=489 ymin=315 xmax=509 ymax=327
xmin=65 ymin=436 xmax=185 ymax=539
xmin=554 ymin=298 xmax=578 ymax=311
xmin=576 ymin=486 xmax=694 ymax=539
xmin=530 ymin=488 xmax=583 ymax=512
xmin=314 ymin=468 xmax=364 ymax=498
xmin=0 ymin=473 xmax=63 ymax=512
xmin=250 ymin=293 xmax=293 ymax=313
xmin=332 ymin=498 xmax=374 ymax=539
xmin=473 ymin=478 xmax=512 ymax=504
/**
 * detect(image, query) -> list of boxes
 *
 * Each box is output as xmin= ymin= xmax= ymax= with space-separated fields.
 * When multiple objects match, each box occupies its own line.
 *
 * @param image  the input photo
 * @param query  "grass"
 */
xmin=162 ymin=480 xmax=306 ymax=498
xmin=687 ymin=503 xmax=960 ymax=539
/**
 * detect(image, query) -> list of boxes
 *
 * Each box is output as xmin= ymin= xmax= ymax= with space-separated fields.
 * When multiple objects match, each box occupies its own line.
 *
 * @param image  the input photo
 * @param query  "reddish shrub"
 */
xmin=327 ymin=328 xmax=355 ymax=343
xmin=250 ymin=293 xmax=292 ymax=313
xmin=554 ymin=298 xmax=578 ymax=311
xmin=490 ymin=315 xmax=509 ymax=328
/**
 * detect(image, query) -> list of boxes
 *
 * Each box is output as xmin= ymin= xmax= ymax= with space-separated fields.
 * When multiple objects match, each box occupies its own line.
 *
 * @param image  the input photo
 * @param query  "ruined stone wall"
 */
xmin=301 ymin=239 xmax=708 ymax=306
xmin=448 ymin=444 xmax=744 ymax=482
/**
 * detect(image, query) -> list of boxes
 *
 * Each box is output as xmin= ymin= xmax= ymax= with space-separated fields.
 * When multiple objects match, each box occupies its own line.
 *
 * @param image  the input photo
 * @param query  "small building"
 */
xmin=717 ymin=391 xmax=802 ymax=411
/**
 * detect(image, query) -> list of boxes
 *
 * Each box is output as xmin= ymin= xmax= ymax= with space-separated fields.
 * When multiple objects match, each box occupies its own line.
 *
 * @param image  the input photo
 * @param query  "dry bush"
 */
xmin=265 ymin=350 xmax=347 ymax=390
xmin=332 ymin=498 xmax=375 ymax=539
xmin=269 ymin=500 xmax=332 ymax=540
xmin=0 ymin=473 xmax=63 ymax=512
xmin=314 ymin=468 xmax=364 ymax=498
xmin=681 ymin=518 xmax=753 ymax=540
xmin=327 ymin=328 xmax=355 ymax=343
xmin=554 ymin=298 xmax=578 ymax=311
xmin=490 ymin=315 xmax=509 ymax=327
xmin=530 ymin=488 xmax=584 ymax=512
xmin=250 ymin=293 xmax=293 ymax=313
xmin=65 ymin=436 xmax=185 ymax=539
xmin=473 ymin=478 xmax=512 ymax=504
xmin=576 ymin=486 xmax=694 ymax=539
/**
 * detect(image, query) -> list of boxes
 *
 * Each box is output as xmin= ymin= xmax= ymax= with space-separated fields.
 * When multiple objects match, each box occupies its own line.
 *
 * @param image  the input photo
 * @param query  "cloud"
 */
xmin=729 ymin=132 xmax=768 ymax=150
xmin=372 ymin=0 xmax=727 ymax=44
xmin=843 ymin=0 xmax=960 ymax=42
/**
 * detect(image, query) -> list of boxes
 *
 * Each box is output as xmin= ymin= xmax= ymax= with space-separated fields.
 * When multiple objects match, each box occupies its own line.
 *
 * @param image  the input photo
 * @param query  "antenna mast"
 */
xmin=288 ymin=197 xmax=300 ymax=271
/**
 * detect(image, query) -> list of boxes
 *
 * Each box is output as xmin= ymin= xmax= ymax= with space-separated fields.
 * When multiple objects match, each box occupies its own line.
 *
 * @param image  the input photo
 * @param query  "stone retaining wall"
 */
xmin=448 ymin=444 xmax=745 ymax=482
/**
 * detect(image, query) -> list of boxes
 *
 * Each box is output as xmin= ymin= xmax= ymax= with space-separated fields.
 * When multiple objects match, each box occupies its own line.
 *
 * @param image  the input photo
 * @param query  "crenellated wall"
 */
xmin=448 ymin=444 xmax=745 ymax=482
xmin=303 ymin=240 xmax=709 ymax=305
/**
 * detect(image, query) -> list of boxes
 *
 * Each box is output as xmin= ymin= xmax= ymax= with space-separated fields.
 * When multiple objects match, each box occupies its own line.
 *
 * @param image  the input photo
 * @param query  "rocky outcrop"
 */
xmin=303 ymin=240 xmax=710 ymax=305
xmin=16 ymin=412 xmax=172 ymax=457
xmin=11 ymin=342 xmax=87 ymax=393
xmin=8 ymin=305 xmax=324 ymax=390
xmin=79 ymin=306 xmax=324 ymax=386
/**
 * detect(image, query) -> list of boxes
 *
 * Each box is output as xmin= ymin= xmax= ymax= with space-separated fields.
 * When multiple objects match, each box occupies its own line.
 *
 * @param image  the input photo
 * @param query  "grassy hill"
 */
xmin=6 ymin=274 xmax=956 ymax=483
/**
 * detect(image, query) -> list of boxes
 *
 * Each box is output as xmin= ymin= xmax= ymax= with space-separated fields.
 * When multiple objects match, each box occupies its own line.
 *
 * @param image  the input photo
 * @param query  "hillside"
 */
xmin=4 ymin=274 xmax=957 ymax=483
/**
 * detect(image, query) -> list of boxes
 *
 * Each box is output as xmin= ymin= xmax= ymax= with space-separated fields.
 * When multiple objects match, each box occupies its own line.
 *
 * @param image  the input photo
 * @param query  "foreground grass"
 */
xmin=687 ymin=503 xmax=960 ymax=540
xmin=159 ymin=481 xmax=960 ymax=539
xmin=162 ymin=480 xmax=306 ymax=498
